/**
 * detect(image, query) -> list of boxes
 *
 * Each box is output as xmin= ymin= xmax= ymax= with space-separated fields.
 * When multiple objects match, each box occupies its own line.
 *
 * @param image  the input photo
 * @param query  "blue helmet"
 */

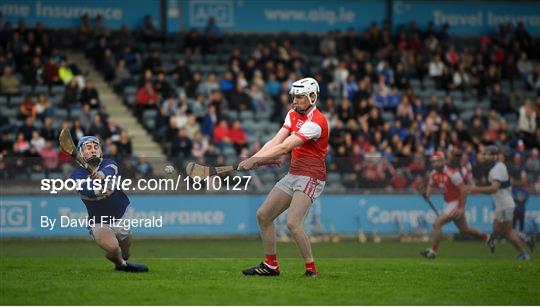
xmin=77 ymin=136 xmax=101 ymax=152
xmin=77 ymin=136 xmax=103 ymax=167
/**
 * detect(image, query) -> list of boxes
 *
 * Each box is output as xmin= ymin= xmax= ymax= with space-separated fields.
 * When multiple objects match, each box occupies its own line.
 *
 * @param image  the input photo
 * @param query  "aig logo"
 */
xmin=0 ymin=201 xmax=32 ymax=232
xmin=189 ymin=0 xmax=234 ymax=27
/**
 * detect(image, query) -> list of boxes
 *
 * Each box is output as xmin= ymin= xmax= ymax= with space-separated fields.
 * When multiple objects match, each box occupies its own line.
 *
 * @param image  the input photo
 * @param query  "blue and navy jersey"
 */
xmin=69 ymin=158 xmax=130 ymax=222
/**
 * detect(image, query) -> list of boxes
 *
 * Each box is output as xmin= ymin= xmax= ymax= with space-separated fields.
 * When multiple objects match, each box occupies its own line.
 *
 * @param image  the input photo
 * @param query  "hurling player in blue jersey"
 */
xmin=69 ymin=136 xmax=148 ymax=272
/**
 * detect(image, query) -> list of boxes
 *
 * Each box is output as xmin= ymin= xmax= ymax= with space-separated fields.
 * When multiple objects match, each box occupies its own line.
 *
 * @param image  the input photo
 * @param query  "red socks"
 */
xmin=305 ymin=261 xmax=317 ymax=273
xmin=480 ymin=233 xmax=489 ymax=241
xmin=265 ymin=254 xmax=278 ymax=269
xmin=265 ymin=254 xmax=318 ymax=273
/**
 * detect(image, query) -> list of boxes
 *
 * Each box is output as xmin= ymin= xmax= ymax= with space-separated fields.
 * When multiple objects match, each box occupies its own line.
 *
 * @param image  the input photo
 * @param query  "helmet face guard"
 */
xmin=77 ymin=136 xmax=103 ymax=169
xmin=289 ymin=78 xmax=320 ymax=112
xmin=431 ymin=151 xmax=445 ymax=171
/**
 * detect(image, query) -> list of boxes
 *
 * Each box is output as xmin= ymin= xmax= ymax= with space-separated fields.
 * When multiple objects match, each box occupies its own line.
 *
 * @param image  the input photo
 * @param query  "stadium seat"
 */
xmin=35 ymin=85 xmax=49 ymax=95
xmin=9 ymin=95 xmax=23 ymax=105
xmin=239 ymin=110 xmax=254 ymax=121
xmin=51 ymin=85 xmax=64 ymax=96
xmin=20 ymin=84 xmax=32 ymax=94
xmin=382 ymin=112 xmax=394 ymax=121
xmin=143 ymin=109 xmax=158 ymax=122
xmin=56 ymin=109 xmax=68 ymax=119
xmin=124 ymin=86 xmax=137 ymax=96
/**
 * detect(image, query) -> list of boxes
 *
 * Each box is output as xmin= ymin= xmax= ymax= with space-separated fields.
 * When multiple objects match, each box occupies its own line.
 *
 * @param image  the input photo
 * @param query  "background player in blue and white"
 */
xmin=466 ymin=146 xmax=532 ymax=260
xmin=69 ymin=136 xmax=149 ymax=272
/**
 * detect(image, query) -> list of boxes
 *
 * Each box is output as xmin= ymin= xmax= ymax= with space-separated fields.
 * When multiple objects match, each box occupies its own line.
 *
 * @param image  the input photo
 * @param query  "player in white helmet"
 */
xmin=239 ymin=77 xmax=329 ymax=277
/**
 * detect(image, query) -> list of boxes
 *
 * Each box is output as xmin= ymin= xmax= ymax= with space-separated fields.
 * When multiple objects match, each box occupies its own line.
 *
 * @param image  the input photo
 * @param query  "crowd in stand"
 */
xmin=1 ymin=15 xmax=539 ymax=192
xmin=0 ymin=18 xmax=153 ymax=180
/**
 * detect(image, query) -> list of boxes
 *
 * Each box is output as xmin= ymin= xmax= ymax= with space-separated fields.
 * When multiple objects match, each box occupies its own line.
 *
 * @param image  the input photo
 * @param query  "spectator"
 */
xmin=452 ymin=64 xmax=471 ymax=93
xmin=524 ymin=148 xmax=539 ymax=175
xmin=43 ymin=57 xmax=62 ymax=85
xmin=490 ymin=83 xmax=513 ymax=115
xmin=185 ymin=71 xmax=202 ymax=99
xmin=185 ymin=113 xmax=200 ymax=139
xmin=94 ymin=14 xmax=109 ymax=37
xmin=40 ymin=117 xmax=55 ymax=141
xmin=135 ymin=81 xmax=158 ymax=118
xmin=80 ymin=80 xmax=100 ymax=109
xmin=527 ymin=63 xmax=540 ymax=95
xmin=212 ymin=120 xmax=231 ymax=146
xmin=18 ymin=116 xmax=36 ymax=141
xmin=115 ymin=130 xmax=132 ymax=159
xmin=14 ymin=132 xmax=30 ymax=154
xmin=154 ymin=71 xmax=173 ymax=99
xmin=517 ymin=100 xmax=537 ymax=149
xmin=428 ymin=55 xmax=445 ymax=89
xmin=135 ymin=154 xmax=153 ymax=178
xmin=35 ymin=94 xmax=54 ymax=120
xmin=112 ymin=59 xmax=132 ymax=91
xmin=229 ymin=84 xmax=252 ymax=111
xmin=141 ymin=15 xmax=160 ymax=43
xmin=30 ymin=130 xmax=45 ymax=152
xmin=440 ymin=96 xmax=459 ymax=122
xmin=143 ymin=51 xmax=162 ymax=73
xmin=198 ymin=72 xmax=220 ymax=98
xmin=191 ymin=131 xmax=209 ymax=160
xmin=0 ymin=66 xmax=20 ymax=95
xmin=58 ymin=58 xmax=74 ymax=84
xmin=229 ymin=120 xmax=247 ymax=154
xmin=18 ymin=94 xmax=36 ymax=120
xmin=171 ymin=127 xmax=192 ymax=160
xmin=171 ymin=58 xmax=191 ymax=87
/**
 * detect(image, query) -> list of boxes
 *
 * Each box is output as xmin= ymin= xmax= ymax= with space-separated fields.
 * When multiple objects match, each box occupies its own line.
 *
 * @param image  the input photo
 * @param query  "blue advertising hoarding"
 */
xmin=0 ymin=0 xmax=160 ymax=29
xmin=393 ymin=0 xmax=540 ymax=35
xmin=2 ymin=194 xmax=539 ymax=237
xmin=180 ymin=0 xmax=386 ymax=32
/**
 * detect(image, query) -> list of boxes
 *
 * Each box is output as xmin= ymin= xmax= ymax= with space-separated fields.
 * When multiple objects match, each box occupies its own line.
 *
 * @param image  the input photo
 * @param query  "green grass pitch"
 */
xmin=1 ymin=239 xmax=539 ymax=305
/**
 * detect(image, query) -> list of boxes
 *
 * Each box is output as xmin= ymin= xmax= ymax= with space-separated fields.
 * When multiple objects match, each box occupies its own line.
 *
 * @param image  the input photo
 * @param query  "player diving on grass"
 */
xmin=466 ymin=145 xmax=533 ymax=260
xmin=69 ymin=136 xmax=149 ymax=272
xmin=421 ymin=151 xmax=493 ymax=259
xmin=238 ymin=77 xmax=328 ymax=277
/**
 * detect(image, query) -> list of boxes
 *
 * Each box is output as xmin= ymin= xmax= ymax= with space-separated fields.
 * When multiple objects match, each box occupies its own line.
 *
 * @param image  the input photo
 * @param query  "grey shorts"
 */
xmin=494 ymin=208 xmax=514 ymax=223
xmin=275 ymin=173 xmax=325 ymax=200
xmin=89 ymin=222 xmax=131 ymax=241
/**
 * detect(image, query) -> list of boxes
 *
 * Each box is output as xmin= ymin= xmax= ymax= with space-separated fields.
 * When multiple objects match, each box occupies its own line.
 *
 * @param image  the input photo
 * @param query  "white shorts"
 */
xmin=443 ymin=201 xmax=463 ymax=219
xmin=275 ymin=173 xmax=325 ymax=200
xmin=494 ymin=208 xmax=514 ymax=223
xmin=89 ymin=221 xmax=131 ymax=241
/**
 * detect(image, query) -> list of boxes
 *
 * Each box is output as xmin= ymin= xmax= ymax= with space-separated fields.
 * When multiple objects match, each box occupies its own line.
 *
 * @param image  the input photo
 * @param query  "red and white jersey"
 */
xmin=282 ymin=107 xmax=329 ymax=180
xmin=428 ymin=166 xmax=464 ymax=203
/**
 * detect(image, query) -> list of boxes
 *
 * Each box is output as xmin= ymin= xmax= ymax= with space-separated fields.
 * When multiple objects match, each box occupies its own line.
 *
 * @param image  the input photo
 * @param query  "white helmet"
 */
xmin=289 ymin=77 xmax=319 ymax=106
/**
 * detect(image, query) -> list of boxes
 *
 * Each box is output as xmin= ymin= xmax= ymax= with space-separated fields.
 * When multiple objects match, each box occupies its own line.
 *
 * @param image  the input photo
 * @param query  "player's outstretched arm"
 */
xmin=238 ymin=133 xmax=304 ymax=171
xmin=256 ymin=128 xmax=290 ymax=154
xmin=466 ymin=181 xmax=500 ymax=195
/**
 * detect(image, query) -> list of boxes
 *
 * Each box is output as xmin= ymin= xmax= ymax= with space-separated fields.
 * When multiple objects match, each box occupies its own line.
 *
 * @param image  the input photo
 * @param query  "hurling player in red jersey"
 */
xmin=421 ymin=151 xmax=493 ymax=259
xmin=238 ymin=77 xmax=329 ymax=277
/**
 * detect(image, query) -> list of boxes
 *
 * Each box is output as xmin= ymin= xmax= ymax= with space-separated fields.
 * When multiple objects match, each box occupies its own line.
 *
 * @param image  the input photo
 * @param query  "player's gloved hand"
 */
xmin=90 ymin=171 xmax=105 ymax=180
